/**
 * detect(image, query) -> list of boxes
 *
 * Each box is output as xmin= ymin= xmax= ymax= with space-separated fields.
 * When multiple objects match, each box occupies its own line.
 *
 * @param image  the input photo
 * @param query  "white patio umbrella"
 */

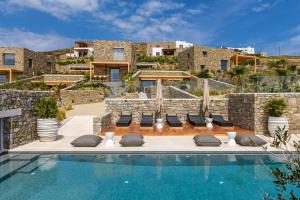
xmin=202 ymin=79 xmax=210 ymax=116
xmin=156 ymin=79 xmax=163 ymax=119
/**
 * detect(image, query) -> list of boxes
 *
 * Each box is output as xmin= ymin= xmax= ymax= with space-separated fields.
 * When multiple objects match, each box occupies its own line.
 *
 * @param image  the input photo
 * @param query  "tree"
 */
xmin=227 ymin=65 xmax=248 ymax=91
xmin=264 ymin=127 xmax=300 ymax=200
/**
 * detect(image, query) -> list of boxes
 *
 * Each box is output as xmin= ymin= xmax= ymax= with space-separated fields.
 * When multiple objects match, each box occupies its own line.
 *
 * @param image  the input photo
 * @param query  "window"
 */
xmin=187 ymin=53 xmax=190 ymax=60
xmin=179 ymin=44 xmax=184 ymax=48
xmin=202 ymin=51 xmax=207 ymax=57
xmin=221 ymin=60 xmax=228 ymax=71
xmin=47 ymin=62 xmax=52 ymax=67
xmin=0 ymin=74 xmax=7 ymax=83
xmin=156 ymin=52 xmax=160 ymax=56
xmin=156 ymin=45 xmax=160 ymax=48
xmin=201 ymin=65 xmax=205 ymax=72
xmin=113 ymin=47 xmax=124 ymax=61
xmin=3 ymin=53 xmax=15 ymax=66
xmin=28 ymin=59 xmax=33 ymax=69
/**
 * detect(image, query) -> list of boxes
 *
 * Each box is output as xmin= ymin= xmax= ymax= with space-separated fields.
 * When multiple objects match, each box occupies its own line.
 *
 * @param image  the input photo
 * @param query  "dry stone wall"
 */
xmin=0 ymin=89 xmax=53 ymax=148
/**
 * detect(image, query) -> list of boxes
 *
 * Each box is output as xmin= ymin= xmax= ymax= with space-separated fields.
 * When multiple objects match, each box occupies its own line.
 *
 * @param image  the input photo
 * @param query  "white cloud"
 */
xmin=0 ymin=28 xmax=74 ymax=51
xmin=1 ymin=0 xmax=99 ymax=19
xmin=252 ymin=0 xmax=282 ymax=13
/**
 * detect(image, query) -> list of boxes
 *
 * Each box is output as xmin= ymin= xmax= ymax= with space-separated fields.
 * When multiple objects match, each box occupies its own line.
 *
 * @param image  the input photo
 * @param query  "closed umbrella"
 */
xmin=156 ymin=79 xmax=163 ymax=118
xmin=202 ymin=79 xmax=210 ymax=116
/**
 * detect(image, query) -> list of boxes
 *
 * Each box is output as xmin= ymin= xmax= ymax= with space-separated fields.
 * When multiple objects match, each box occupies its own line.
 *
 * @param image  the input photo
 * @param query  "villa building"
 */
xmin=177 ymin=46 xmax=237 ymax=72
xmin=0 ymin=47 xmax=55 ymax=83
xmin=147 ymin=41 xmax=193 ymax=57
xmin=90 ymin=40 xmax=137 ymax=81
xmin=225 ymin=46 xmax=255 ymax=55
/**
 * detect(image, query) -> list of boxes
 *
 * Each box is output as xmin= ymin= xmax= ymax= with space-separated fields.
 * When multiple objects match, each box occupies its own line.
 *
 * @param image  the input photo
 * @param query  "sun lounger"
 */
xmin=210 ymin=114 xmax=233 ymax=127
xmin=166 ymin=114 xmax=182 ymax=127
xmin=187 ymin=114 xmax=206 ymax=127
xmin=116 ymin=114 xmax=132 ymax=127
xmin=140 ymin=113 xmax=153 ymax=127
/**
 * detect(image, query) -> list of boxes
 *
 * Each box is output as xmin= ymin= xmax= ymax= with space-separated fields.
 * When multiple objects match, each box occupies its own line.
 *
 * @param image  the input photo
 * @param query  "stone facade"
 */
xmin=0 ymin=47 xmax=55 ymax=82
xmin=177 ymin=46 xmax=235 ymax=72
xmin=228 ymin=93 xmax=300 ymax=135
xmin=93 ymin=40 xmax=136 ymax=67
xmin=93 ymin=113 xmax=112 ymax=135
xmin=133 ymin=42 xmax=147 ymax=55
xmin=0 ymin=89 xmax=53 ymax=148
xmin=163 ymin=86 xmax=198 ymax=99
xmin=60 ymin=90 xmax=104 ymax=105
xmin=105 ymin=97 xmax=228 ymax=124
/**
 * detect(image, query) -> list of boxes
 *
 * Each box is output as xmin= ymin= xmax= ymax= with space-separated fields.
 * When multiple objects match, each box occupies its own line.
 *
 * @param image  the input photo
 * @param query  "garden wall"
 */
xmin=105 ymin=96 xmax=228 ymax=123
xmin=228 ymin=93 xmax=300 ymax=135
xmin=0 ymin=89 xmax=53 ymax=148
xmin=59 ymin=90 xmax=104 ymax=105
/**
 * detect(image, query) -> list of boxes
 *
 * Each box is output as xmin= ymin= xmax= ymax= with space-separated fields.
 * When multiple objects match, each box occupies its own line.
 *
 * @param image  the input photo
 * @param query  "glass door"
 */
xmin=110 ymin=68 xmax=120 ymax=82
xmin=0 ymin=119 xmax=3 ymax=152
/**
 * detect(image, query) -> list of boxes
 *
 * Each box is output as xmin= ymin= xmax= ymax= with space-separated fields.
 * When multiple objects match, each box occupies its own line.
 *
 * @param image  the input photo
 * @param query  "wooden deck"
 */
xmin=101 ymin=123 xmax=254 ymax=136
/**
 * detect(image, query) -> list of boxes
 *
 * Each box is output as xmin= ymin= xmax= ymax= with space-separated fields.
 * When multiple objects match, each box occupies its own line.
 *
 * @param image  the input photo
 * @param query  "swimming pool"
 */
xmin=0 ymin=154 xmax=294 ymax=200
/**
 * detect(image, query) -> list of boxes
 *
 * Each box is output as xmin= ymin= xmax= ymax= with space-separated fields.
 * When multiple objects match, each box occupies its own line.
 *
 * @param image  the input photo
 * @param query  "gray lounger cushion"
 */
xmin=119 ymin=134 xmax=145 ymax=147
xmin=193 ymin=135 xmax=221 ymax=146
xmin=71 ymin=135 xmax=103 ymax=147
xmin=235 ymin=135 xmax=267 ymax=146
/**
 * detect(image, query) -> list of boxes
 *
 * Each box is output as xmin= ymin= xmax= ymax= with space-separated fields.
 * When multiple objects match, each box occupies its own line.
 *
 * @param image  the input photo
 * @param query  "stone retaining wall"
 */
xmin=93 ymin=113 xmax=112 ymax=135
xmin=0 ymin=89 xmax=53 ymax=148
xmin=228 ymin=93 xmax=300 ymax=135
xmin=164 ymin=86 xmax=198 ymax=99
xmin=59 ymin=90 xmax=104 ymax=105
xmin=105 ymin=97 xmax=228 ymax=123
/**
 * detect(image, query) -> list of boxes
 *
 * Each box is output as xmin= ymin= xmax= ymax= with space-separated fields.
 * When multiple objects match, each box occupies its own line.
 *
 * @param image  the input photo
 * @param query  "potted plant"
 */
xmin=35 ymin=97 xmax=59 ymax=142
xmin=266 ymin=98 xmax=288 ymax=137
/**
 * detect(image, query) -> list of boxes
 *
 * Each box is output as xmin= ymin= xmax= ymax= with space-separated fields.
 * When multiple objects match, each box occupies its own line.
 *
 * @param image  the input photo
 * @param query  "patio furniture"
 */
xmin=206 ymin=117 xmax=213 ymax=129
xmin=105 ymin=132 xmax=115 ymax=147
xmin=235 ymin=135 xmax=267 ymax=146
xmin=187 ymin=114 xmax=206 ymax=127
xmin=193 ymin=135 xmax=221 ymax=146
xmin=119 ymin=133 xmax=145 ymax=147
xmin=227 ymin=131 xmax=237 ymax=146
xmin=116 ymin=114 xmax=132 ymax=127
xmin=140 ymin=113 xmax=154 ymax=127
xmin=210 ymin=114 xmax=234 ymax=127
xmin=71 ymin=135 xmax=103 ymax=147
xmin=166 ymin=114 xmax=182 ymax=127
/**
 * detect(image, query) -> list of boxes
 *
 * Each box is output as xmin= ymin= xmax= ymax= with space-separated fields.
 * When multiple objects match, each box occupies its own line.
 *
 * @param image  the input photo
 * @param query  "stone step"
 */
xmin=0 ymin=154 xmax=18 ymax=165
xmin=12 ymin=154 xmax=38 ymax=161
xmin=0 ymin=160 xmax=31 ymax=182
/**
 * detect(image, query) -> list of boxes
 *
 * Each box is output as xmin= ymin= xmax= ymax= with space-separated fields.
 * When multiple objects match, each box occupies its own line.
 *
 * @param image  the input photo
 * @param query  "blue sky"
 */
xmin=0 ymin=0 xmax=299 ymax=55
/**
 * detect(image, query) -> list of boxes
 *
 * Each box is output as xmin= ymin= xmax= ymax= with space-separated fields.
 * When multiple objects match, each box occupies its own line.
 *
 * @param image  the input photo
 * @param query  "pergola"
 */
xmin=89 ymin=61 xmax=130 ymax=81
xmin=0 ymin=68 xmax=23 ymax=83
xmin=230 ymin=54 xmax=257 ymax=72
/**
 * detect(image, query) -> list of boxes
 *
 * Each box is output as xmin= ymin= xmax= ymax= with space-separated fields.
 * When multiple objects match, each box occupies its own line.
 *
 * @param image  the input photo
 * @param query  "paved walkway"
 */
xmin=66 ymin=102 xmax=106 ymax=117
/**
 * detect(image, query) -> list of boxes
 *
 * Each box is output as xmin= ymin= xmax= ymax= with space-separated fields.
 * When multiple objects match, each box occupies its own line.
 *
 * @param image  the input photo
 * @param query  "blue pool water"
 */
xmin=0 ymin=154 xmax=296 ymax=200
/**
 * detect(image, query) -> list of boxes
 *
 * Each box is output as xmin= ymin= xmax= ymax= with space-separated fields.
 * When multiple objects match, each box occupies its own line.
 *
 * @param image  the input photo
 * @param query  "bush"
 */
xmin=195 ymin=70 xmax=212 ymax=78
xmin=57 ymin=109 xmax=66 ymax=121
xmin=63 ymin=104 xmax=73 ymax=111
xmin=103 ymin=88 xmax=111 ymax=97
xmin=35 ymin=97 xmax=59 ymax=119
xmin=266 ymin=98 xmax=288 ymax=117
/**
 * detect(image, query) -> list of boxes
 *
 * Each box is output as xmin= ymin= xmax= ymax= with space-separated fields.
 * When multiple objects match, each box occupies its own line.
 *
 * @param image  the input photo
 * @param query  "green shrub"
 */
xmin=63 ymin=104 xmax=73 ymax=111
xmin=57 ymin=109 xmax=66 ymax=121
xmin=103 ymin=88 xmax=111 ymax=97
xmin=266 ymin=98 xmax=288 ymax=117
xmin=195 ymin=70 xmax=211 ymax=78
xmin=35 ymin=97 xmax=59 ymax=118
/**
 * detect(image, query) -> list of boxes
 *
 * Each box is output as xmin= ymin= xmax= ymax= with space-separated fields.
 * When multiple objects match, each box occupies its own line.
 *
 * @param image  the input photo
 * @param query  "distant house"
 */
xmin=177 ymin=46 xmax=236 ymax=72
xmin=90 ymin=40 xmax=137 ymax=81
xmin=147 ymin=41 xmax=193 ymax=57
xmin=226 ymin=46 xmax=255 ymax=55
xmin=0 ymin=47 xmax=55 ymax=83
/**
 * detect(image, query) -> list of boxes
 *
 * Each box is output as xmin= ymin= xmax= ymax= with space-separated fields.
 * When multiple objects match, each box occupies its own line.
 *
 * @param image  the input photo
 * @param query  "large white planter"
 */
xmin=268 ymin=116 xmax=289 ymax=137
xmin=37 ymin=118 xmax=59 ymax=142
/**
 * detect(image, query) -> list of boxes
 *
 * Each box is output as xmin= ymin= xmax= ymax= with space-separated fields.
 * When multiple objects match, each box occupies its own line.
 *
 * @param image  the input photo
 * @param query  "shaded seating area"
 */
xmin=210 ymin=114 xmax=234 ymax=127
xmin=166 ymin=114 xmax=182 ymax=127
xmin=140 ymin=113 xmax=154 ymax=127
xmin=116 ymin=114 xmax=132 ymax=127
xmin=187 ymin=114 xmax=206 ymax=127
